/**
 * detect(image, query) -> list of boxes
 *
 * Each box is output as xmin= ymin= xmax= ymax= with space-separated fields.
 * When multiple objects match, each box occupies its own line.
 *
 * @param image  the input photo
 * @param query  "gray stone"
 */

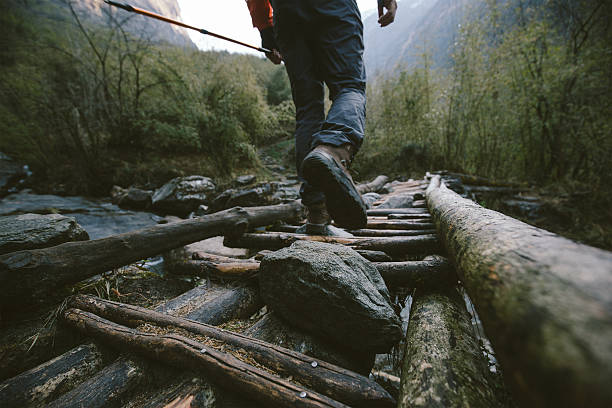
xmin=259 ymin=241 xmax=402 ymax=353
xmin=0 ymin=213 xmax=89 ymax=255
xmin=0 ymin=153 xmax=28 ymax=197
xmin=362 ymin=192 xmax=381 ymax=209
xmin=152 ymin=176 xmax=216 ymax=216
xmin=376 ymin=193 xmax=414 ymax=209
xmin=210 ymin=182 xmax=298 ymax=212
xmin=245 ymin=312 xmax=375 ymax=375
xmin=234 ymin=174 xmax=256 ymax=186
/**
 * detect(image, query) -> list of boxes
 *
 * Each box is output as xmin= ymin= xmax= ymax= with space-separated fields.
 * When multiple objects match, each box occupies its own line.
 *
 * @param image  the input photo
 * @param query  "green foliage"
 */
xmin=357 ymin=0 xmax=612 ymax=193
xmin=0 ymin=0 xmax=293 ymax=194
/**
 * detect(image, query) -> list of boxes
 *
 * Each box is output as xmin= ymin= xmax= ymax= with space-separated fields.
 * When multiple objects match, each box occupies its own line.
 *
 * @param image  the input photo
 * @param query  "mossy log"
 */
xmin=0 ymin=201 xmax=303 ymax=312
xmin=224 ymin=232 xmax=441 ymax=256
xmin=376 ymin=256 xmax=456 ymax=289
xmin=367 ymin=208 xmax=429 ymax=216
xmin=398 ymin=286 xmax=500 ymax=408
xmin=356 ymin=175 xmax=389 ymax=194
xmin=46 ymin=358 xmax=145 ymax=408
xmin=0 ymin=343 xmax=105 ymax=407
xmin=426 ymin=175 xmax=612 ymax=407
xmin=69 ymin=295 xmax=394 ymax=408
xmin=62 ymin=309 xmax=349 ymax=408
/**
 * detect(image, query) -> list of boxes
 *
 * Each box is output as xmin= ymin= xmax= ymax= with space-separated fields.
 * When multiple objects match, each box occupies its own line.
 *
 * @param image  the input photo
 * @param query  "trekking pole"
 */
xmin=103 ymin=0 xmax=271 ymax=53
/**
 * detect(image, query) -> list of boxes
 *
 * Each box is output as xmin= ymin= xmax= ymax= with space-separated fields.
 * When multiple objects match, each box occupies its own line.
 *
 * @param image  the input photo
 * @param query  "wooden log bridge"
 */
xmin=0 ymin=201 xmax=303 ymax=312
xmin=2 ymin=174 xmax=612 ymax=407
xmin=426 ymin=175 xmax=612 ymax=407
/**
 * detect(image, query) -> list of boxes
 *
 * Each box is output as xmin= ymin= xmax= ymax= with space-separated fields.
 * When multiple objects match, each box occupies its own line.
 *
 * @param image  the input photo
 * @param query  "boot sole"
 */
xmin=301 ymin=152 xmax=367 ymax=230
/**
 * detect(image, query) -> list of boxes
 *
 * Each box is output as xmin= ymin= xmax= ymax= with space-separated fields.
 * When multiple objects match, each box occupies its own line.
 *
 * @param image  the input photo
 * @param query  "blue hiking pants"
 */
xmin=271 ymin=0 xmax=366 ymax=206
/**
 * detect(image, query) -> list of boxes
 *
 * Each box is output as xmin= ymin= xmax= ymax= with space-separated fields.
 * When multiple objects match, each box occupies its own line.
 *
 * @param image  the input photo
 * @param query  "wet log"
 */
xmin=184 ymin=284 xmax=262 ymax=325
xmin=70 ymin=295 xmax=394 ymax=407
xmin=349 ymin=229 xmax=436 ymax=237
xmin=398 ymin=286 xmax=500 ymax=408
xmin=426 ymin=175 xmax=612 ymax=407
xmin=365 ymin=220 xmax=435 ymax=230
xmin=411 ymin=200 xmax=427 ymax=208
xmin=0 ymin=201 xmax=303 ymax=312
xmin=356 ymin=250 xmax=392 ymax=262
xmin=387 ymin=213 xmax=432 ymax=220
xmin=0 ymin=343 xmax=105 ymax=407
xmin=62 ymin=309 xmax=349 ymax=408
xmin=46 ymin=358 xmax=145 ymax=408
xmin=224 ymin=232 xmax=441 ymax=256
xmin=367 ymin=208 xmax=429 ymax=216
xmin=168 ymin=259 xmax=261 ymax=279
xmin=375 ymin=256 xmax=455 ymax=288
xmin=192 ymin=251 xmax=257 ymax=263
xmin=357 ymin=175 xmax=389 ymax=194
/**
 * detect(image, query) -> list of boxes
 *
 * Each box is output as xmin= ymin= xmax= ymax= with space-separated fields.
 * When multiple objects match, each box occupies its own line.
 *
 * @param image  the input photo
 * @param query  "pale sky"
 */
xmin=177 ymin=1 xmax=377 ymax=55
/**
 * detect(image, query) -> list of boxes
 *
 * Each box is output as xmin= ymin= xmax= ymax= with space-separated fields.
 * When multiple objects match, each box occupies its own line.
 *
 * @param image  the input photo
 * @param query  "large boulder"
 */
xmin=0 ymin=213 xmax=89 ymax=255
xmin=376 ymin=193 xmax=414 ymax=209
xmin=259 ymin=241 xmax=402 ymax=354
xmin=110 ymin=186 xmax=153 ymax=210
xmin=152 ymin=176 xmax=216 ymax=216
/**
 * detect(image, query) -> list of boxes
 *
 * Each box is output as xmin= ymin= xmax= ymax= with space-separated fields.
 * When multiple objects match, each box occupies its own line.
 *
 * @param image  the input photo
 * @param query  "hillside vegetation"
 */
xmin=0 ymin=0 xmax=293 ymax=195
xmin=356 ymin=0 xmax=612 ymax=248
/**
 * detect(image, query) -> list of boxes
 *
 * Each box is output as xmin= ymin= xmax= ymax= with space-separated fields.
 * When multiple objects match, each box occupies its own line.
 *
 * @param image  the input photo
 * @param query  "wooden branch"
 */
xmin=0 ymin=344 xmax=104 ymax=408
xmin=375 ymin=256 xmax=455 ymax=288
xmin=398 ymin=286 xmax=500 ymax=407
xmin=224 ymin=232 xmax=441 ymax=256
xmin=183 ymin=284 xmax=262 ymax=326
xmin=426 ymin=175 xmax=612 ymax=407
xmin=62 ymin=308 xmax=350 ymax=408
xmin=69 ymin=295 xmax=395 ymax=408
xmin=0 ymin=201 xmax=303 ymax=312
xmin=367 ymin=208 xmax=429 ymax=216
xmin=357 ymin=175 xmax=389 ymax=194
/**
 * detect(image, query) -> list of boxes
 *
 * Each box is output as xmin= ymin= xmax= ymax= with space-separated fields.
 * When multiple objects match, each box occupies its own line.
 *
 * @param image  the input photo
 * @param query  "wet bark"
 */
xmin=398 ymin=286 xmax=501 ymax=408
xmin=62 ymin=309 xmax=349 ymax=408
xmin=224 ymin=232 xmax=441 ymax=256
xmin=349 ymin=229 xmax=437 ymax=237
xmin=367 ymin=208 xmax=429 ymax=216
xmin=0 ymin=343 xmax=105 ymax=407
xmin=69 ymin=295 xmax=394 ymax=408
xmin=426 ymin=175 xmax=612 ymax=408
xmin=0 ymin=201 xmax=303 ymax=312
xmin=183 ymin=284 xmax=262 ymax=325
xmin=375 ymin=256 xmax=456 ymax=289
xmin=364 ymin=220 xmax=435 ymax=230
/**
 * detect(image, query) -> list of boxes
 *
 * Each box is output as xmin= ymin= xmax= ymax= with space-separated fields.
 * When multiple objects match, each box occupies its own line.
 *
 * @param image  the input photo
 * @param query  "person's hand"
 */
xmin=260 ymin=27 xmax=282 ymax=64
xmin=378 ymin=0 xmax=397 ymax=27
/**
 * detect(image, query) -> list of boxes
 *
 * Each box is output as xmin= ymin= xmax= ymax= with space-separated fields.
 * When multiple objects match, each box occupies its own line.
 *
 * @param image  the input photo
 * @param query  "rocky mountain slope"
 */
xmin=364 ymin=0 xmax=475 ymax=74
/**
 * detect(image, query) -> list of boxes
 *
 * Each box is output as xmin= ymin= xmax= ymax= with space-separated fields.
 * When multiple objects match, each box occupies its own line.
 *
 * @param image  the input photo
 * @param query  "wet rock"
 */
xmin=0 ymin=153 xmax=28 ymax=197
xmin=362 ymin=192 xmax=381 ymax=209
xmin=0 ymin=213 xmax=89 ymax=255
xmin=376 ymin=193 xmax=414 ymax=209
xmin=234 ymin=174 xmax=256 ymax=186
xmin=245 ymin=312 xmax=375 ymax=375
xmin=152 ymin=176 xmax=216 ymax=217
xmin=110 ymin=186 xmax=152 ymax=210
xmin=501 ymin=196 xmax=543 ymax=220
xmin=259 ymin=241 xmax=402 ymax=354
xmin=210 ymin=182 xmax=298 ymax=212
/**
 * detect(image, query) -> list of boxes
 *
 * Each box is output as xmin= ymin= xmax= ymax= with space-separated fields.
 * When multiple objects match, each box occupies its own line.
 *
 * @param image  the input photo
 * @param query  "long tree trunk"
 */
xmin=426 ymin=175 xmax=612 ymax=408
xmin=398 ymin=286 xmax=501 ymax=408
xmin=62 ymin=309 xmax=349 ymax=408
xmin=69 ymin=295 xmax=395 ymax=408
xmin=0 ymin=202 xmax=302 ymax=312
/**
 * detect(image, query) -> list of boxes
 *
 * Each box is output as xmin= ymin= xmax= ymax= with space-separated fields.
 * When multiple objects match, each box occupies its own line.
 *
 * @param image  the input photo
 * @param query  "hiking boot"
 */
xmin=295 ymin=202 xmax=354 ymax=237
xmin=300 ymin=144 xmax=367 ymax=229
